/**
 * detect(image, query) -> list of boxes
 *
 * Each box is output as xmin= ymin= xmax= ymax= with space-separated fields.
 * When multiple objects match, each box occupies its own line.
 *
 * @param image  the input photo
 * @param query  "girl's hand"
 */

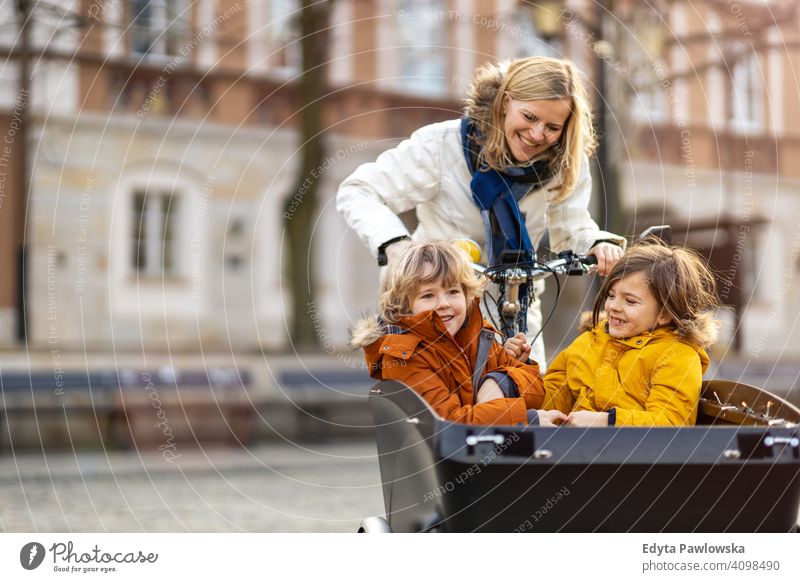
xmin=476 ymin=378 xmax=504 ymax=403
xmin=537 ymin=409 xmax=568 ymax=427
xmin=504 ymin=333 xmax=532 ymax=362
xmin=588 ymin=242 xmax=623 ymax=277
xmin=566 ymin=410 xmax=609 ymax=427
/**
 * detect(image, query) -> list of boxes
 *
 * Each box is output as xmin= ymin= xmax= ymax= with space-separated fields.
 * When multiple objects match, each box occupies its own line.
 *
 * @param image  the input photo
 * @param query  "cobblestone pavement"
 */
xmin=0 ymin=441 xmax=384 ymax=532
xmin=2 ymin=440 xmax=799 ymax=533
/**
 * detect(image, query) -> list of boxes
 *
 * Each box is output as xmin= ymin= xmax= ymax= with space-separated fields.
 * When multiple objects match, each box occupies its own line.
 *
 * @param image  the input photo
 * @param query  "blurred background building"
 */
xmin=0 ymin=0 xmax=798 ymax=449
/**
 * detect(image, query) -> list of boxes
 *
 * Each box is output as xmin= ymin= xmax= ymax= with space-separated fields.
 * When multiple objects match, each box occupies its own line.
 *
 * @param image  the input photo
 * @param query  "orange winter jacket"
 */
xmin=352 ymin=299 xmax=544 ymax=425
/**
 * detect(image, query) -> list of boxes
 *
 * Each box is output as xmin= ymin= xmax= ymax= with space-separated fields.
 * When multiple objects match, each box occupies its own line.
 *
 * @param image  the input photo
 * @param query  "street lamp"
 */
xmin=528 ymin=0 xmax=563 ymax=42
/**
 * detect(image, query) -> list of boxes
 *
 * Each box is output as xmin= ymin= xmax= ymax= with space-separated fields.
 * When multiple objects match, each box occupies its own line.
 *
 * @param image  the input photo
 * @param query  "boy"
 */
xmin=351 ymin=241 xmax=544 ymax=425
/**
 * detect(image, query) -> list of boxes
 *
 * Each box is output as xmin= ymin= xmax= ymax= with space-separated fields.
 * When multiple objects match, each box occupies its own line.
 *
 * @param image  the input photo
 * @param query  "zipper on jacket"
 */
xmin=457 ymin=345 xmax=477 ymax=402
xmin=445 ymin=332 xmax=479 ymax=403
xmin=431 ymin=310 xmax=485 ymax=403
xmin=431 ymin=324 xmax=476 ymax=401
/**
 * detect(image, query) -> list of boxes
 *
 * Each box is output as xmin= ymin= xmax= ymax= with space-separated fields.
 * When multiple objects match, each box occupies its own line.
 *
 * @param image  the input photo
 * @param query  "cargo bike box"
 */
xmin=360 ymin=379 xmax=800 ymax=533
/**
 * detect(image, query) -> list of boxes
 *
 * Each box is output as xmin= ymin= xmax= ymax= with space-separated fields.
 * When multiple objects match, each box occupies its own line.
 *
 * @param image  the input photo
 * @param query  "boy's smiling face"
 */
xmin=410 ymin=263 xmax=467 ymax=337
xmin=604 ymin=271 xmax=670 ymax=338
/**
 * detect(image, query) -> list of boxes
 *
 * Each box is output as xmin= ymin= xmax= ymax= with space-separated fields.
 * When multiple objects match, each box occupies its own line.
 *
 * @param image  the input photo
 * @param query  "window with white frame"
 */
xmin=396 ymin=0 xmax=448 ymax=97
xmin=729 ymin=48 xmax=764 ymax=132
xmin=511 ymin=10 xmax=552 ymax=59
xmin=130 ymin=0 xmax=189 ymax=60
xmin=131 ymin=189 xmax=180 ymax=276
xmin=269 ymin=0 xmax=301 ymax=75
xmin=630 ymin=64 xmax=668 ymax=123
xmin=627 ymin=12 xmax=667 ymax=123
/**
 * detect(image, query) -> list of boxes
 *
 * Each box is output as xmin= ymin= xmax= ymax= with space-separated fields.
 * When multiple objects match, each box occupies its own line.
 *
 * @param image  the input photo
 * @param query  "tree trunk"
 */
xmin=15 ymin=0 xmax=32 ymax=341
xmin=282 ymin=0 xmax=329 ymax=348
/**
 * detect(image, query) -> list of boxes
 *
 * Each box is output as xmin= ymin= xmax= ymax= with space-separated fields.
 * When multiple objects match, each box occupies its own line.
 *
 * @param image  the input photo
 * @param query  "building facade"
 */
xmin=1 ymin=0 xmax=798 ymax=360
xmin=0 ymin=0 xmax=546 ymax=354
xmin=605 ymin=0 xmax=800 ymax=357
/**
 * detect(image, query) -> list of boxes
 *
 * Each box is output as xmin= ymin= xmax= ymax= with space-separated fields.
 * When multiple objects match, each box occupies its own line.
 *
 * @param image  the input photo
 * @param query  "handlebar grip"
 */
xmin=582 ymin=255 xmax=598 ymax=266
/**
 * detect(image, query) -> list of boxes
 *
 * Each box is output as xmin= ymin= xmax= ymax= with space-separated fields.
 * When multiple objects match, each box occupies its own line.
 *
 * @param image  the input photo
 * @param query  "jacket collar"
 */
xmin=394 ymin=297 xmax=485 ymax=347
xmin=592 ymin=319 xmax=710 ymax=374
xmin=593 ymin=319 xmax=680 ymax=349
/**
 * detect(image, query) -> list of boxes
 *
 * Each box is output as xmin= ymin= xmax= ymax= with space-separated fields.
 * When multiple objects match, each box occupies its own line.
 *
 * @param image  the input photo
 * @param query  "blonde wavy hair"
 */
xmin=379 ymin=240 xmax=485 ymax=324
xmin=463 ymin=56 xmax=597 ymax=202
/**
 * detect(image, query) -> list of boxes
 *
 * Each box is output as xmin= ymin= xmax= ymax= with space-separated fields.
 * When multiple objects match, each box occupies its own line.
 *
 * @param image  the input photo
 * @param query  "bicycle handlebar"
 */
xmin=475 ymin=250 xmax=597 ymax=283
xmin=473 ymin=250 xmax=596 ymax=339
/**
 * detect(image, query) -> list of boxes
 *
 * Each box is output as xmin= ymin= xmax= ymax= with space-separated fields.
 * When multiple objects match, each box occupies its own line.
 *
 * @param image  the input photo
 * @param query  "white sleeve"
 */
xmin=545 ymin=154 xmax=626 ymax=253
xmin=336 ymin=124 xmax=443 ymax=256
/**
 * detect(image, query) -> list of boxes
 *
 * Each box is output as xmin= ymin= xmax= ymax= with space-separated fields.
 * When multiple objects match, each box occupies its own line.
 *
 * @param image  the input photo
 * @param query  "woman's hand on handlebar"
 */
xmin=587 ymin=242 xmax=623 ymax=276
xmin=504 ymin=333 xmax=531 ymax=362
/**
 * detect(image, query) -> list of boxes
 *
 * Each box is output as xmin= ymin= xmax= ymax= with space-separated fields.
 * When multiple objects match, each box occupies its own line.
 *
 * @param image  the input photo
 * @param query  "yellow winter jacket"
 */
xmin=543 ymin=320 xmax=711 ymax=426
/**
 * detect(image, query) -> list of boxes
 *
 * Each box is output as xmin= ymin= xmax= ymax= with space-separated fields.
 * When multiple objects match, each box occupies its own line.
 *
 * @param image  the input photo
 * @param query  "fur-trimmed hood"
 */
xmin=462 ymin=61 xmax=506 ymax=138
xmin=578 ymin=310 xmax=719 ymax=348
xmin=350 ymin=314 xmax=385 ymax=350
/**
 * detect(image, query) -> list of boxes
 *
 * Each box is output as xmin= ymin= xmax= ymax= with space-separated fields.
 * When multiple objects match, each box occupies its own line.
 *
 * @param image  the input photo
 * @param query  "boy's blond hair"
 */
xmin=592 ymin=242 xmax=720 ymax=346
xmin=379 ymin=240 xmax=485 ymax=323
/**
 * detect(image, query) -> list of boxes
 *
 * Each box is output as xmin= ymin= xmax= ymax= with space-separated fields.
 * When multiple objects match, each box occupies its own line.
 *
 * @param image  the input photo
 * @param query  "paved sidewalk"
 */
xmin=0 ymin=441 xmax=384 ymax=533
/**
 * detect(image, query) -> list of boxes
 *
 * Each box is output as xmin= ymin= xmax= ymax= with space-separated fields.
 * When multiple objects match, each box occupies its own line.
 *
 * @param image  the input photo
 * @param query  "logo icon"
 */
xmin=20 ymin=542 xmax=46 ymax=570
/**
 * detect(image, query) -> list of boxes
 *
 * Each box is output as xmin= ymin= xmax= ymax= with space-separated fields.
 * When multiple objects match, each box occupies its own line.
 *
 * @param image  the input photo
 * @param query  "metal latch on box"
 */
xmin=763 ymin=435 xmax=799 ymax=448
xmin=464 ymin=431 xmax=544 ymax=458
xmin=724 ymin=432 xmax=800 ymax=459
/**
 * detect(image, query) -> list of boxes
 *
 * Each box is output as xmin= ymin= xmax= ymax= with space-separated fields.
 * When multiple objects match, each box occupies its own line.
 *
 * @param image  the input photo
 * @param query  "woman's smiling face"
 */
xmin=502 ymin=96 xmax=571 ymax=163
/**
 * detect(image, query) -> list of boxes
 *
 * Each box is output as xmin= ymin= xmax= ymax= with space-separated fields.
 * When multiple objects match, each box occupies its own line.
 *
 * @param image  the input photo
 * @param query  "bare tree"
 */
xmin=6 ymin=0 xmax=86 ymax=341
xmin=282 ymin=0 xmax=330 ymax=348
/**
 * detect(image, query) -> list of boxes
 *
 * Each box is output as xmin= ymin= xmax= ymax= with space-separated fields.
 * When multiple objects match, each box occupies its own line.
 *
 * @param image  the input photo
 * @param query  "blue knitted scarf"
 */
xmin=460 ymin=117 xmax=552 ymax=266
xmin=461 ymin=117 xmax=553 ymax=333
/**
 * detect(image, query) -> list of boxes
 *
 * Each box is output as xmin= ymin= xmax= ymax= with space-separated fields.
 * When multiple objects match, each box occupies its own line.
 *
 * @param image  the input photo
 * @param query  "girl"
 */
xmin=338 ymin=56 xmax=625 ymax=366
xmin=535 ymin=243 xmax=720 ymax=427
xmin=351 ymin=241 xmax=544 ymax=426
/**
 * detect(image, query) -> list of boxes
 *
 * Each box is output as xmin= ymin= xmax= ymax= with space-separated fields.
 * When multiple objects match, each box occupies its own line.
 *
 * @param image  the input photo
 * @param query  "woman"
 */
xmin=336 ymin=56 xmax=624 ymax=366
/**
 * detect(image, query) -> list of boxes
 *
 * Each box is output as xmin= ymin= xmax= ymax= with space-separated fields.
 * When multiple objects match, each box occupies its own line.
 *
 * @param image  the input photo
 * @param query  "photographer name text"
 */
xmin=643 ymin=542 xmax=745 ymax=556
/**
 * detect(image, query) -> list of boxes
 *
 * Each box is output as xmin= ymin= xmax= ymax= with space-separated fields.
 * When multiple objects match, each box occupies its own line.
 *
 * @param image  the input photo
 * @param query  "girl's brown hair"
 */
xmin=463 ymin=56 xmax=597 ymax=202
xmin=592 ymin=242 xmax=720 ymax=346
xmin=379 ymin=240 xmax=485 ymax=323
